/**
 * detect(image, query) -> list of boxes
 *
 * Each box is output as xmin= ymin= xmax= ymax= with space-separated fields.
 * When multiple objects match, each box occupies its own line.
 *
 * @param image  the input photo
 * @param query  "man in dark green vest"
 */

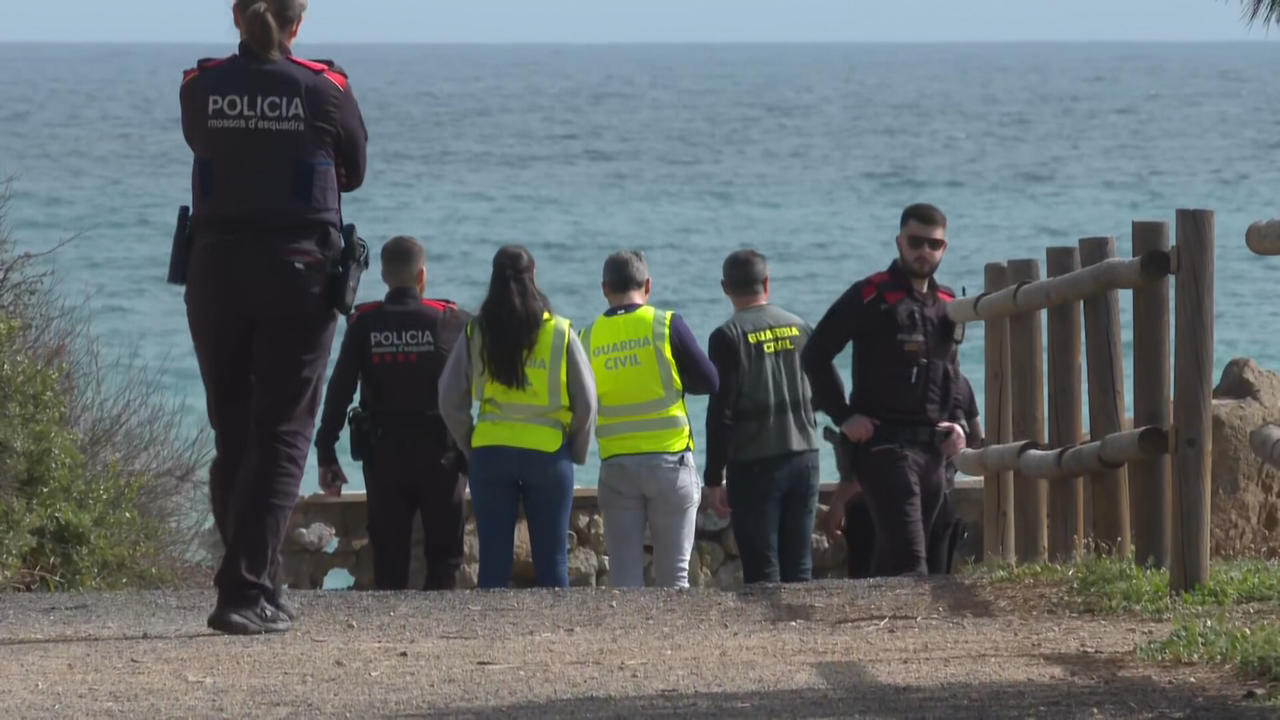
xmin=703 ymin=249 xmax=821 ymax=584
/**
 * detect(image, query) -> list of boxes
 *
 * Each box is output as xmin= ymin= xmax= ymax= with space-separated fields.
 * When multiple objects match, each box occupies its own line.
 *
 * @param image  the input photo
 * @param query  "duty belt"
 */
xmin=871 ymin=423 xmax=947 ymax=447
xmin=368 ymin=409 xmax=443 ymax=428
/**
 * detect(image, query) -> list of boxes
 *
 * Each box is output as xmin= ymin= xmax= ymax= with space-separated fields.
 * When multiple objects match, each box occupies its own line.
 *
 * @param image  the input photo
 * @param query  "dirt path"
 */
xmin=0 ymin=578 xmax=1268 ymax=718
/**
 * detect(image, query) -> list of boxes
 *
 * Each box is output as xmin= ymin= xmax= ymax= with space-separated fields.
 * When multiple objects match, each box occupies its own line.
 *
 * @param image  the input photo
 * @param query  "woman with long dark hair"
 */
xmin=439 ymin=245 xmax=597 ymax=588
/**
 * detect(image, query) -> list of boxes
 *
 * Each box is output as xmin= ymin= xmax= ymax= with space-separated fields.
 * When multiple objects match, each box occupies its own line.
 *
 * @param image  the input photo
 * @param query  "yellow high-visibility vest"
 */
xmin=469 ymin=311 xmax=573 ymax=453
xmin=581 ymin=305 xmax=692 ymax=461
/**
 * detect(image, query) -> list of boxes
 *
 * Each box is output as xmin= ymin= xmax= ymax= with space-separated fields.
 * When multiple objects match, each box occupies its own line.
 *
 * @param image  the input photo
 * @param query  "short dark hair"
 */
xmin=722 ymin=249 xmax=769 ymax=296
xmin=602 ymin=250 xmax=649 ymax=294
xmin=381 ymin=235 xmax=425 ymax=285
xmin=900 ymin=203 xmax=947 ymax=230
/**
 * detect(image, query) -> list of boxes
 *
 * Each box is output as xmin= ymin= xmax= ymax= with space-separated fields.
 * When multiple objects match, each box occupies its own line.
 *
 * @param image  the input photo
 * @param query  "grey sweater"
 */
xmin=437 ymin=326 xmax=598 ymax=466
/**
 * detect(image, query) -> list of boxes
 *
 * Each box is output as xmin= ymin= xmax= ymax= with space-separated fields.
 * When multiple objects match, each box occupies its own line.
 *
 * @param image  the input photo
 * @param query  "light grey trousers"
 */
xmin=597 ymin=451 xmax=700 ymax=588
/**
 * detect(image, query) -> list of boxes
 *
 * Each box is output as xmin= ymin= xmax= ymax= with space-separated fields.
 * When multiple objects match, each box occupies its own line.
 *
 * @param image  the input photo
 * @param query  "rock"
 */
xmin=688 ymin=547 xmax=702 ymax=587
xmin=1210 ymin=358 xmax=1280 ymax=557
xmin=714 ymin=559 xmax=743 ymax=590
xmin=587 ymin=513 xmax=607 ymax=556
xmin=457 ymin=563 xmax=478 ymax=590
xmin=688 ymin=546 xmax=712 ymax=588
xmin=512 ymin=520 xmax=535 ymax=584
xmin=1214 ymin=358 xmax=1280 ymax=404
xmin=290 ymin=522 xmax=336 ymax=552
xmin=568 ymin=547 xmax=598 ymax=587
xmin=569 ymin=509 xmax=593 ymax=546
xmin=721 ymin=527 xmax=739 ymax=558
xmin=696 ymin=540 xmax=725 ymax=576
xmin=811 ymin=529 xmax=846 ymax=576
xmin=463 ymin=518 xmax=479 ymax=564
xmin=567 ymin=530 xmax=578 ymax=552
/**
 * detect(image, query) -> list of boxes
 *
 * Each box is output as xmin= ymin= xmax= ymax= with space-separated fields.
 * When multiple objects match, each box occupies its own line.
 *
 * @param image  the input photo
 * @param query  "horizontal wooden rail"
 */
xmin=952 ymin=426 xmax=1168 ymax=480
xmin=1246 ymin=220 xmax=1280 ymax=256
xmin=1248 ymin=423 xmax=1280 ymax=469
xmin=947 ymin=250 xmax=1171 ymax=324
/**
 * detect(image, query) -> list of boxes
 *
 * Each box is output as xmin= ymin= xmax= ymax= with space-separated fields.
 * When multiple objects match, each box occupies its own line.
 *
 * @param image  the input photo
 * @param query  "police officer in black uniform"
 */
xmin=178 ymin=0 xmax=368 ymax=634
xmin=802 ymin=203 xmax=969 ymax=578
xmin=836 ymin=369 xmax=983 ymax=578
xmin=314 ymin=236 xmax=472 ymax=592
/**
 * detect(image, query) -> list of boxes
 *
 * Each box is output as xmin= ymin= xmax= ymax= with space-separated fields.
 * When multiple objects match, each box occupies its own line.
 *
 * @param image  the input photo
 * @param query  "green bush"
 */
xmin=0 ymin=176 xmax=211 ymax=591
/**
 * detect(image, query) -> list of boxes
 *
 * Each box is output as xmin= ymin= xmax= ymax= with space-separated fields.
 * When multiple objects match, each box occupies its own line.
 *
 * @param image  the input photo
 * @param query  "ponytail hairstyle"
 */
xmin=477 ymin=245 xmax=550 ymax=391
xmin=234 ymin=0 xmax=308 ymax=61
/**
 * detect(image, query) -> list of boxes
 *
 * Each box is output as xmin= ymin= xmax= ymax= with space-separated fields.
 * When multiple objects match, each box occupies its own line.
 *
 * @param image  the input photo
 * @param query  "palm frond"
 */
xmin=1239 ymin=0 xmax=1280 ymax=27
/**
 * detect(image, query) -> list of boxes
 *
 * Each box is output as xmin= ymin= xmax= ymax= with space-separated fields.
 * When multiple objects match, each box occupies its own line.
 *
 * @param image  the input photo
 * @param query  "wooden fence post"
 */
xmin=1008 ymin=259 xmax=1047 ymax=564
xmin=1131 ymin=220 xmax=1172 ymax=569
xmin=1170 ymin=209 xmax=1214 ymax=593
xmin=983 ymin=262 xmax=1015 ymax=564
xmin=1078 ymin=236 xmax=1132 ymax=558
xmin=1045 ymin=247 xmax=1085 ymax=562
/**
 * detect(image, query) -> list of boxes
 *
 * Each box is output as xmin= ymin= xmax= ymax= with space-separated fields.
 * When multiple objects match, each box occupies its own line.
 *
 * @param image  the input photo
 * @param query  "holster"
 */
xmin=330 ymin=222 xmax=369 ymax=316
xmin=347 ymin=406 xmax=378 ymax=462
xmin=166 ymin=205 xmax=192 ymax=286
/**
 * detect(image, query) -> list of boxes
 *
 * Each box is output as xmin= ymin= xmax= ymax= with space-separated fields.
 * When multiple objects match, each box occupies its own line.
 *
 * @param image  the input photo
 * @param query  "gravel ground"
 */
xmin=0 ymin=578 xmax=1270 ymax=719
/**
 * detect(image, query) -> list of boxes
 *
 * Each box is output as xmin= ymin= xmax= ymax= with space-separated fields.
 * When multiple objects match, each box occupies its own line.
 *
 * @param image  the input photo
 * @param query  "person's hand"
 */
xmin=319 ymin=464 xmax=348 ymax=497
xmin=937 ymin=422 xmax=967 ymax=457
xmin=703 ymin=485 xmax=731 ymax=519
xmin=841 ymin=414 xmax=878 ymax=443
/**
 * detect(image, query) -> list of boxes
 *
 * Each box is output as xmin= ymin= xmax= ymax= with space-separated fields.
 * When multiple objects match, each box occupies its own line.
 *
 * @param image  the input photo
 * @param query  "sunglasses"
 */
xmin=905 ymin=235 xmax=946 ymax=252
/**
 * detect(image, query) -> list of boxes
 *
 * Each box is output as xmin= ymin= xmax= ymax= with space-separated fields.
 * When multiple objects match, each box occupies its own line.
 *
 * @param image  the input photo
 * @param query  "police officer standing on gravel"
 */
xmin=801 ymin=203 xmax=968 ymax=578
xmin=177 ymin=0 xmax=368 ymax=634
xmin=313 ymin=237 xmax=472 ymax=592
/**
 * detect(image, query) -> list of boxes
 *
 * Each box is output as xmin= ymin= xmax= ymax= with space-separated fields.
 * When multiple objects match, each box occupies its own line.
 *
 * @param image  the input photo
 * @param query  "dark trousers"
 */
xmin=845 ymin=490 xmax=960 ymax=579
xmin=468 ymin=444 xmax=574 ymax=589
xmin=185 ymin=230 xmax=338 ymax=605
xmin=849 ymin=441 xmax=947 ymax=577
xmin=726 ymin=450 xmax=821 ymax=584
xmin=363 ymin=430 xmax=466 ymax=590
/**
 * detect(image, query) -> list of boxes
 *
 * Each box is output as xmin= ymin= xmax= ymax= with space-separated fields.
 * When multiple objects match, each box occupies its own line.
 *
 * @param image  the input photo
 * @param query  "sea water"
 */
xmin=2 ymin=42 xmax=1280 ymax=500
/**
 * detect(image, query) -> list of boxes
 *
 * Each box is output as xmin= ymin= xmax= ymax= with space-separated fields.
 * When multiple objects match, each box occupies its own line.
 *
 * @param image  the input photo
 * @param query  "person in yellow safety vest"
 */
xmin=580 ymin=250 xmax=719 ymax=588
xmin=438 ymin=244 xmax=598 ymax=589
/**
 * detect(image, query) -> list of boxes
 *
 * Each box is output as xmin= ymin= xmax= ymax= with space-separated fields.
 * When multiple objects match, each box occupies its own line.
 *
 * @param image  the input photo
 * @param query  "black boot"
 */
xmin=267 ymin=565 xmax=299 ymax=621
xmin=207 ymin=595 xmax=292 ymax=635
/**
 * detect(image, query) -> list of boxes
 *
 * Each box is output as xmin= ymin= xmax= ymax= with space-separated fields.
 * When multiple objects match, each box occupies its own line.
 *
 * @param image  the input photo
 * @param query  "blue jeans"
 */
xmin=468 ymin=444 xmax=574 ymax=589
xmin=726 ymin=450 xmax=820 ymax=584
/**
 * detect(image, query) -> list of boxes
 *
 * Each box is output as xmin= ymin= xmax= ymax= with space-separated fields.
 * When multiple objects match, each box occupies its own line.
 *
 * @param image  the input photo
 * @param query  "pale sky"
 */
xmin=0 ymin=0 xmax=1277 ymax=43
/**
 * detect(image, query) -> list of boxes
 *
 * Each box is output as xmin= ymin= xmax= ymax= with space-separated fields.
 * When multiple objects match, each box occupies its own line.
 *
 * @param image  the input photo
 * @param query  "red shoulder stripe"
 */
xmin=287 ymin=56 xmax=349 ymax=90
xmin=859 ymin=283 xmax=878 ymax=302
xmin=182 ymin=68 xmax=199 ymax=85
xmin=422 ymin=299 xmax=457 ymax=311
xmin=882 ymin=290 xmax=907 ymax=305
xmin=322 ymin=70 xmax=348 ymax=91
xmin=352 ymin=301 xmax=382 ymax=316
xmin=288 ymin=56 xmax=328 ymax=72
xmin=936 ymin=289 xmax=955 ymax=302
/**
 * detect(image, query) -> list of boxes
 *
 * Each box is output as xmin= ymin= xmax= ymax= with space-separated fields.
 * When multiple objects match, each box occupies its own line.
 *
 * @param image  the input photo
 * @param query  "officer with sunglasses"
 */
xmin=801 ymin=203 xmax=970 ymax=578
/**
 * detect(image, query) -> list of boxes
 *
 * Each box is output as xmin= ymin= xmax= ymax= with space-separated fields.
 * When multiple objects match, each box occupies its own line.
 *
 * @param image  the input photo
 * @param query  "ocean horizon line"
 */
xmin=0 ymin=38 xmax=1275 ymax=48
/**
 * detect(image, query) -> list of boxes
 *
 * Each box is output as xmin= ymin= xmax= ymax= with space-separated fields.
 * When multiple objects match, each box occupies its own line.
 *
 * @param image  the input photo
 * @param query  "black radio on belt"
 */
xmin=166 ymin=205 xmax=192 ymax=286
xmin=331 ymin=222 xmax=369 ymax=316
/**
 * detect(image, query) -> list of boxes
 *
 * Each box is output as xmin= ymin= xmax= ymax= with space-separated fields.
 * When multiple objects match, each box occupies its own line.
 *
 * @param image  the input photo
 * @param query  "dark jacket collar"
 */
xmin=384 ymin=287 xmax=421 ymax=305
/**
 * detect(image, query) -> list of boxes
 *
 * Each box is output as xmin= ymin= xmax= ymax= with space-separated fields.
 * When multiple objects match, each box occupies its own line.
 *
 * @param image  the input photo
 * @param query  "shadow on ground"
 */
xmin=732 ymin=576 xmax=998 ymax=625
xmin=423 ymin=655 xmax=1269 ymax=719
